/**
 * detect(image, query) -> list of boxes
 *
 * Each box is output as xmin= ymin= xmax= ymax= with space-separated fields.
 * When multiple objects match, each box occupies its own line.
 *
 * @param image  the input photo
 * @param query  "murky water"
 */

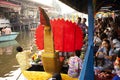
xmin=0 ymin=31 xmax=37 ymax=77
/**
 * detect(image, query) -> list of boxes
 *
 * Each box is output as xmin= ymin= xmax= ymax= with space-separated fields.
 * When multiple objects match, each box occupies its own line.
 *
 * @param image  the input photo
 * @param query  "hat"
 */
xmin=113 ymin=39 xmax=119 ymax=44
xmin=113 ymin=39 xmax=120 ymax=48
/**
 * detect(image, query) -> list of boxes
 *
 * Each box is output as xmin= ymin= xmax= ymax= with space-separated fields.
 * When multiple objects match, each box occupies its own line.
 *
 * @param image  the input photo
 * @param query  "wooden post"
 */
xmin=79 ymin=0 xmax=94 ymax=80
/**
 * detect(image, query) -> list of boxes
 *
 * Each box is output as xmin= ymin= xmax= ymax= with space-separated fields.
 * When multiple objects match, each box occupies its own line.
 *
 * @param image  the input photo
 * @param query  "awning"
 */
xmin=0 ymin=0 xmax=21 ymax=11
xmin=59 ymin=0 xmax=120 ymax=13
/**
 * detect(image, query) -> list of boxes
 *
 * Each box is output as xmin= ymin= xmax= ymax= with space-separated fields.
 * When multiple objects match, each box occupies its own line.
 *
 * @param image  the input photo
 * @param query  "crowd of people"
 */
xmin=93 ymin=16 xmax=120 ymax=79
xmin=76 ymin=15 xmax=120 ymax=79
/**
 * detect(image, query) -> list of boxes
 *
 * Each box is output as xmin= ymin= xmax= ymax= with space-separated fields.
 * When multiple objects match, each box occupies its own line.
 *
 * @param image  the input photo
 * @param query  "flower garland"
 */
xmin=31 ymin=53 xmax=41 ymax=64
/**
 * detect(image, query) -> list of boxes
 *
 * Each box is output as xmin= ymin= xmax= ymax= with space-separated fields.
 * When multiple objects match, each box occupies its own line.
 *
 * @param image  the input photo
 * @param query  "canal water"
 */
xmin=0 ymin=31 xmax=38 ymax=77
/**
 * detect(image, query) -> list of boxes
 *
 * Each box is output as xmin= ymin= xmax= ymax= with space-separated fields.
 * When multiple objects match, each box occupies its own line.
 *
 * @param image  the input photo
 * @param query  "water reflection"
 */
xmin=0 ymin=46 xmax=13 ymax=55
xmin=0 ymin=31 xmax=37 ymax=77
xmin=0 ymin=40 xmax=19 ymax=55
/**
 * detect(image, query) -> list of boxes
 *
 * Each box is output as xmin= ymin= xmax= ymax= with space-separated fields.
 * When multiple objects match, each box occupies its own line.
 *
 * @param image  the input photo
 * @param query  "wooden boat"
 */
xmin=0 ymin=40 xmax=19 ymax=47
xmin=0 ymin=32 xmax=19 ymax=42
xmin=22 ymin=71 xmax=78 ymax=80
xmin=16 ymin=8 xmax=78 ymax=80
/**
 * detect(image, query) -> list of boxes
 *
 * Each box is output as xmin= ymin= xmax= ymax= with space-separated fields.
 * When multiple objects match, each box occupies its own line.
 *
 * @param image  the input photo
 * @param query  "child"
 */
xmin=68 ymin=50 xmax=82 ymax=78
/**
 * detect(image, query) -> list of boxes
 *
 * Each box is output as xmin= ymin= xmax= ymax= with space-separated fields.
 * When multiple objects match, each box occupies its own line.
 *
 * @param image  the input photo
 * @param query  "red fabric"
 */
xmin=35 ymin=19 xmax=83 ymax=52
xmin=35 ymin=25 xmax=44 ymax=50
xmin=63 ymin=20 xmax=75 ymax=51
xmin=51 ymin=19 xmax=64 ymax=51
xmin=59 ymin=57 xmax=65 ymax=62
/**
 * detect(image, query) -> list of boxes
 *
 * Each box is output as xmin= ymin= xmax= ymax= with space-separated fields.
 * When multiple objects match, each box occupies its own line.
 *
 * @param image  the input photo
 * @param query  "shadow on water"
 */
xmin=0 ymin=31 xmax=37 ymax=77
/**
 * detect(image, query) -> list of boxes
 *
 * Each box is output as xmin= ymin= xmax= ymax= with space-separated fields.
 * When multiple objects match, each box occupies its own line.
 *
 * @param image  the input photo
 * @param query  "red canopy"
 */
xmin=35 ymin=19 xmax=83 ymax=52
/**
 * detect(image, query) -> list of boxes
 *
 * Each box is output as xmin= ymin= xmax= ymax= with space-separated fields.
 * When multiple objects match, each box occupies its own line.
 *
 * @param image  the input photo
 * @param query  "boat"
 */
xmin=22 ymin=71 xmax=78 ymax=80
xmin=0 ymin=32 xmax=19 ymax=42
xmin=0 ymin=40 xmax=19 ymax=47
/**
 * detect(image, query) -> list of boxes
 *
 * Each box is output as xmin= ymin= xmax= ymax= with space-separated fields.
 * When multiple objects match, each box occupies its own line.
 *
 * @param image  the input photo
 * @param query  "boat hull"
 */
xmin=0 ymin=40 xmax=19 ymax=47
xmin=22 ymin=71 xmax=78 ymax=80
xmin=0 ymin=32 xmax=19 ymax=42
